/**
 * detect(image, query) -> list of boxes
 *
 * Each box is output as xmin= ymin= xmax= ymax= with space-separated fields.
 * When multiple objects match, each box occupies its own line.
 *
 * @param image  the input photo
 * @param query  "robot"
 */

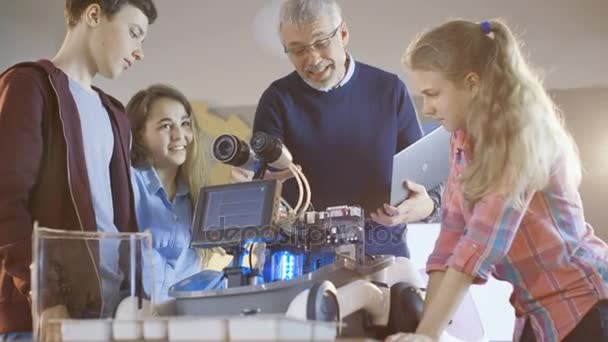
xmin=164 ymin=132 xmax=428 ymax=340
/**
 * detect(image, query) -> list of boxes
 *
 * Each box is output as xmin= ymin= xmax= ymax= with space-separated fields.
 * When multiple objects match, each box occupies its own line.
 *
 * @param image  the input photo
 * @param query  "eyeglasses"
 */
xmin=283 ymin=22 xmax=343 ymax=57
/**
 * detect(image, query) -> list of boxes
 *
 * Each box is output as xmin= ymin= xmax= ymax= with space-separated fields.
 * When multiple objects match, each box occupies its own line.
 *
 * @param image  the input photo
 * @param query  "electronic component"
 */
xmin=190 ymin=179 xmax=282 ymax=249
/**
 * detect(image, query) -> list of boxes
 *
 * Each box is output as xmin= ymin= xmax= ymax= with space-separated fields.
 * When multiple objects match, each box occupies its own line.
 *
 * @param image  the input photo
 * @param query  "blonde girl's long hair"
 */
xmin=404 ymin=19 xmax=581 ymax=207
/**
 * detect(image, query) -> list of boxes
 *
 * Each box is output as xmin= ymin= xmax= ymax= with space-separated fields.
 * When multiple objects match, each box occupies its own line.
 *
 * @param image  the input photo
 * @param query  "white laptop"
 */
xmin=390 ymin=126 xmax=451 ymax=206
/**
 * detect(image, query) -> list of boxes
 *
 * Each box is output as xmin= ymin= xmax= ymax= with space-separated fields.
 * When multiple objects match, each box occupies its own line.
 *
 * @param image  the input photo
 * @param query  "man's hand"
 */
xmin=371 ymin=180 xmax=434 ymax=226
xmin=385 ymin=332 xmax=436 ymax=342
xmin=39 ymin=304 xmax=69 ymax=341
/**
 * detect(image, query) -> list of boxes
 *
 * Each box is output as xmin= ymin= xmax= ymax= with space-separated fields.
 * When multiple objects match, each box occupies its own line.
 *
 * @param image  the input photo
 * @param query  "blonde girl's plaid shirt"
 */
xmin=427 ymin=130 xmax=608 ymax=341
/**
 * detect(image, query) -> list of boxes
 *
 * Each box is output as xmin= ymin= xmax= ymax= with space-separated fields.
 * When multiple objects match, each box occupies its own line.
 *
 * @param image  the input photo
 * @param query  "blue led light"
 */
xmin=272 ymin=251 xmax=302 ymax=281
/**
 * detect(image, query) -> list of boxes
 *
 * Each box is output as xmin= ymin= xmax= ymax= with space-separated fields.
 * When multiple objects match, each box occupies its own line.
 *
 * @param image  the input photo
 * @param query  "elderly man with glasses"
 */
xmin=253 ymin=0 xmax=440 ymax=258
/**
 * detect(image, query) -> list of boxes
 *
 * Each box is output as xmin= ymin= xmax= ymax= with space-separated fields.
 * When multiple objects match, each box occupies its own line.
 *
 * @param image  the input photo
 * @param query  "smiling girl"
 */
xmin=126 ymin=84 xmax=217 ymax=303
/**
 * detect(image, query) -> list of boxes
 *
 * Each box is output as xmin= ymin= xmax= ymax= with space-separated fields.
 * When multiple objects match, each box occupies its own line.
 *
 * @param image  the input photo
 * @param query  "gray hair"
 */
xmin=279 ymin=0 xmax=343 ymax=30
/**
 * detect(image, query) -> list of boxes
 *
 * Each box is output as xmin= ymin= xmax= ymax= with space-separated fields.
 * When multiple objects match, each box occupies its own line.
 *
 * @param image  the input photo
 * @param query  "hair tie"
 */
xmin=480 ymin=20 xmax=491 ymax=35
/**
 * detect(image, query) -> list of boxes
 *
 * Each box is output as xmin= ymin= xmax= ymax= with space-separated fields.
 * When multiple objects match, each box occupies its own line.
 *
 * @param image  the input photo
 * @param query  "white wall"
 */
xmin=554 ymin=88 xmax=608 ymax=242
xmin=1 ymin=0 xmax=608 ymax=105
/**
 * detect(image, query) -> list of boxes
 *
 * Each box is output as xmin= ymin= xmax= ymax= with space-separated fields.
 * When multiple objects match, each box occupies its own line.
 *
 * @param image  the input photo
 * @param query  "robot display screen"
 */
xmin=190 ymin=180 xmax=280 ymax=248
xmin=204 ymin=185 xmax=268 ymax=229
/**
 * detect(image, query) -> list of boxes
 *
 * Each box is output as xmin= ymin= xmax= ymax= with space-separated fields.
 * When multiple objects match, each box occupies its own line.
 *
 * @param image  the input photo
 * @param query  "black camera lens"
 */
xmin=251 ymin=132 xmax=282 ymax=163
xmin=213 ymin=134 xmax=251 ymax=167
xmin=215 ymin=137 xmax=235 ymax=160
